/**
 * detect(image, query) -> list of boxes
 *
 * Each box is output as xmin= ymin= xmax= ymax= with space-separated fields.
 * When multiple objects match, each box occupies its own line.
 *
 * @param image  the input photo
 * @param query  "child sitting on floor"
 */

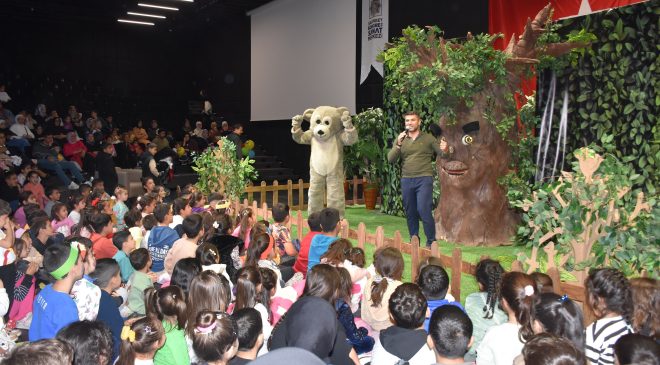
xmin=417 ymin=264 xmax=464 ymax=331
xmin=121 ymin=248 xmax=155 ymax=318
xmin=51 ymin=202 xmax=76 ymax=237
xmin=428 ymin=305 xmax=475 ymax=365
xmin=29 ymin=242 xmax=83 ymax=340
xmin=371 ymin=283 xmax=435 ymax=364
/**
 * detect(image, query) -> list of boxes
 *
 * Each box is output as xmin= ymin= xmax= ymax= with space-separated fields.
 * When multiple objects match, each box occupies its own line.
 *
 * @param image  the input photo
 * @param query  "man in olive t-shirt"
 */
xmin=387 ymin=112 xmax=447 ymax=247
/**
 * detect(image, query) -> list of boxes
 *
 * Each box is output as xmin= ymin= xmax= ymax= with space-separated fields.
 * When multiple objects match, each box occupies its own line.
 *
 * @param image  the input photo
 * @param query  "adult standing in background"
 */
xmin=96 ymin=142 xmax=118 ymax=195
xmin=227 ymin=123 xmax=244 ymax=160
xmin=387 ymin=111 xmax=447 ymax=247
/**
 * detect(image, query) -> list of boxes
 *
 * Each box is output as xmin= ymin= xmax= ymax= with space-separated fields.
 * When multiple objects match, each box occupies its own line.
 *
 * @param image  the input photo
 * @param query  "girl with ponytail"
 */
xmin=231 ymin=266 xmax=272 ymax=356
xmin=476 ymin=271 xmax=537 ymax=365
xmin=145 ymin=286 xmax=190 ymax=365
xmin=116 ymin=317 xmax=165 ymax=365
xmin=585 ymin=268 xmax=633 ymax=365
xmin=191 ymin=311 xmax=239 ymax=365
xmin=361 ymin=246 xmax=404 ymax=331
xmin=465 ymin=258 xmax=507 ymax=359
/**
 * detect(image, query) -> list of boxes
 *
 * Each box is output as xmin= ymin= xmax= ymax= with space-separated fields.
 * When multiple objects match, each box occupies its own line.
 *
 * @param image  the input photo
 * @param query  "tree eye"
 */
xmin=462 ymin=135 xmax=474 ymax=145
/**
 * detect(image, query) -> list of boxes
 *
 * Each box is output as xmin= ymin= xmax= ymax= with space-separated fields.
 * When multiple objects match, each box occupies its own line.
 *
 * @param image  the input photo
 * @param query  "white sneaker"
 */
xmin=68 ymin=181 xmax=80 ymax=190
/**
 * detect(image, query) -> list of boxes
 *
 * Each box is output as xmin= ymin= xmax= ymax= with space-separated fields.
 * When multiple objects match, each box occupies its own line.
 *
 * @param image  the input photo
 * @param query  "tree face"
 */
xmin=435 ymin=92 xmax=517 ymax=246
xmin=437 ymin=95 xmax=510 ymax=189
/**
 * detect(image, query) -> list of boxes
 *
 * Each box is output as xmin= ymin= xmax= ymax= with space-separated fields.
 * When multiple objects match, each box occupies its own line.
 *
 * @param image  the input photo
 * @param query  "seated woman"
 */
xmin=63 ymin=132 xmax=95 ymax=176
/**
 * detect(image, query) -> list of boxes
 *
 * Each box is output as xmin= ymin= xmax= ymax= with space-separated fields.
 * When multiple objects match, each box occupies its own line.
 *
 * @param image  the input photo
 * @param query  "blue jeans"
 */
xmin=37 ymin=159 xmax=85 ymax=186
xmin=401 ymin=176 xmax=435 ymax=246
xmin=7 ymin=138 xmax=30 ymax=155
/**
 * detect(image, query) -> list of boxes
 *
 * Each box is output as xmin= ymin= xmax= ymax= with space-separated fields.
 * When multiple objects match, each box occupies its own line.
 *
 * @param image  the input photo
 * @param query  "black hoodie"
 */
xmin=379 ymin=326 xmax=429 ymax=361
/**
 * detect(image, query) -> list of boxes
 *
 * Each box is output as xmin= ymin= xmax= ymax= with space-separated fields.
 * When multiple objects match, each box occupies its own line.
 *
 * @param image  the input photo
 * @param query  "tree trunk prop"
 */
xmin=382 ymin=4 xmax=585 ymax=246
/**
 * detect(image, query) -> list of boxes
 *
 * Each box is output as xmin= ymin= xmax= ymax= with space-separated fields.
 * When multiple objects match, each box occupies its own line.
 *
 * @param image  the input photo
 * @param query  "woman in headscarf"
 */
xmin=269 ymin=295 xmax=359 ymax=365
xmin=63 ymin=131 xmax=95 ymax=175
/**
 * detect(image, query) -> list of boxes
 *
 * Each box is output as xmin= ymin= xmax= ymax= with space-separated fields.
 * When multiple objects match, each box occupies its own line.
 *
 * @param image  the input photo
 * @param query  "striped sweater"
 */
xmin=585 ymin=315 xmax=633 ymax=365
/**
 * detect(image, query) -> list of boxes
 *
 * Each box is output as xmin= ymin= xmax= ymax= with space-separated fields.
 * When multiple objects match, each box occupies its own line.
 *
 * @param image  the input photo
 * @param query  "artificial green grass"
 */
xmin=286 ymin=205 xmax=530 ymax=304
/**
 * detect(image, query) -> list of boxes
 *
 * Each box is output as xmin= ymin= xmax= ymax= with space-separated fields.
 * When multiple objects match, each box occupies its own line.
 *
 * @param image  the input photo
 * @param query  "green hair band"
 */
xmin=49 ymin=245 xmax=80 ymax=280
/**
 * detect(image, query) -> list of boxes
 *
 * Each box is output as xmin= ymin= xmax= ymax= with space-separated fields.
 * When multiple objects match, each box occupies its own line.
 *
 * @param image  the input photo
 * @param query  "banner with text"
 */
xmin=360 ymin=0 xmax=388 ymax=84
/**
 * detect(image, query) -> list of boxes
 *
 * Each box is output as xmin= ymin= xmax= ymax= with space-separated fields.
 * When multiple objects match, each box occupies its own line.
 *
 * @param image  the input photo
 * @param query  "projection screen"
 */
xmin=249 ymin=0 xmax=356 ymax=121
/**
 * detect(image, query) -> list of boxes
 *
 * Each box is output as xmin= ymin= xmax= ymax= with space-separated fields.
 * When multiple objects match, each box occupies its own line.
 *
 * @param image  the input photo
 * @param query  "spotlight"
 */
xmin=127 ymin=11 xmax=166 ymax=19
xmin=118 ymin=19 xmax=155 ymax=25
xmin=138 ymin=3 xmax=179 ymax=11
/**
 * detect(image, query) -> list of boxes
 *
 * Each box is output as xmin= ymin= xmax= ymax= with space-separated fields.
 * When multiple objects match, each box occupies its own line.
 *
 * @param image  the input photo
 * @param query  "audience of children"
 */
xmin=145 ymin=285 xmax=190 ymax=365
xmin=116 ymin=316 xmax=165 ymax=365
xmin=629 ymin=277 xmax=659 ymax=339
xmin=427 ymin=305 xmax=474 ymax=365
xmin=51 ymin=202 xmax=75 ymax=236
xmin=371 ymin=283 xmax=435 ymax=364
xmin=613 ymin=333 xmax=660 ymax=365
xmin=230 ymin=308 xmax=264 ymax=364
xmin=417 ymin=263 xmax=464 ymax=331
xmin=89 ymin=258 xmax=124 ymax=361
xmin=0 ymin=180 xmax=655 ymax=365
xmin=113 ymin=186 xmax=130 ymax=230
xmin=164 ymin=214 xmax=204 ymax=275
xmin=121 ymin=248 xmax=154 ymax=318
xmin=476 ymin=271 xmax=537 ymax=365
xmin=307 ymin=208 xmax=341 ymax=270
xmin=191 ymin=310 xmax=239 ymax=365
xmin=585 ymin=268 xmax=634 ymax=365
xmin=361 ymin=246 xmax=404 ymax=331
xmin=112 ymin=230 xmax=137 ymax=282
xmin=533 ymin=292 xmax=585 ymax=350
xmin=514 ymin=333 xmax=585 ymax=365
xmin=29 ymin=242 xmax=83 ymax=340
xmin=56 ymin=320 xmax=113 ymax=365
xmin=292 ymin=212 xmax=320 ymax=277
xmin=464 ymin=258 xmax=507 ymax=359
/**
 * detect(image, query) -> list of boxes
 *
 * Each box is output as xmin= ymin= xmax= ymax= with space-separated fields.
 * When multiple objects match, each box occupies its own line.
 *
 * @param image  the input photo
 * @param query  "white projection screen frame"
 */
xmin=249 ymin=0 xmax=356 ymax=121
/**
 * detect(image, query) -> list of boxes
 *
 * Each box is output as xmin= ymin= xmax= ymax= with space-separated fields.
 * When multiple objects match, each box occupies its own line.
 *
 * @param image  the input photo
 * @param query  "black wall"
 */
xmin=1 ymin=0 xmax=489 ymax=179
xmin=1 ymin=19 xmax=195 ymax=127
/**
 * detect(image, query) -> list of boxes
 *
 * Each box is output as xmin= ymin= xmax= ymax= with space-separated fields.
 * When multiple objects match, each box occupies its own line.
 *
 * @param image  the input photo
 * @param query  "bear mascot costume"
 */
xmin=291 ymin=106 xmax=358 ymax=216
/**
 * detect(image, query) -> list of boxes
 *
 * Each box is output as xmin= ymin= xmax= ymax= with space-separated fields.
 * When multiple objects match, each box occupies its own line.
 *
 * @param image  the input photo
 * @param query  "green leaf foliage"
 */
xmin=344 ymin=108 xmax=386 ymax=185
xmin=192 ymin=138 xmax=258 ymax=201
xmin=541 ymin=2 xmax=659 ymax=195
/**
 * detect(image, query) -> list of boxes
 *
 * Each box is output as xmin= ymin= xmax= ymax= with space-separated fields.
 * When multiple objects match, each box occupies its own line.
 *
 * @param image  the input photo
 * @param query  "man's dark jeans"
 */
xmin=401 ymin=176 xmax=435 ymax=246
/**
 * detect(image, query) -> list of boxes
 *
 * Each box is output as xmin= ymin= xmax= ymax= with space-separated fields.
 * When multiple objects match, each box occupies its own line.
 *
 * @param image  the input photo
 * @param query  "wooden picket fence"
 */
xmin=244 ymin=176 xmax=378 ymax=211
xmin=233 ymin=198 xmax=596 ymax=324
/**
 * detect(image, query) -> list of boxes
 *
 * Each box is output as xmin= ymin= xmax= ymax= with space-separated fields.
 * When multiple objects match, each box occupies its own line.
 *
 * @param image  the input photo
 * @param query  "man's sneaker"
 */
xmin=68 ymin=181 xmax=80 ymax=190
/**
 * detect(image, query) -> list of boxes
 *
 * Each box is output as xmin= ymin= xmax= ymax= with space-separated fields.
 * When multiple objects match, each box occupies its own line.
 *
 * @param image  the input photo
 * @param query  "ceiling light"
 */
xmin=138 ymin=3 xmax=179 ymax=11
xmin=127 ymin=11 xmax=166 ymax=19
xmin=118 ymin=19 xmax=155 ymax=25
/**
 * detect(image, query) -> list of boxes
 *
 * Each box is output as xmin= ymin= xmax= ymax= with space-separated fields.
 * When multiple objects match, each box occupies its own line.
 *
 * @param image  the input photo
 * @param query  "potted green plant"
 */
xmin=192 ymin=138 xmax=258 ymax=201
xmin=351 ymin=108 xmax=385 ymax=209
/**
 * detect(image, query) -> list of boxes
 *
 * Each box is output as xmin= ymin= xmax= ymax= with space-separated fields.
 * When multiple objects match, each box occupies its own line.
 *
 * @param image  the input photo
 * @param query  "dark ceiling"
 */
xmin=1 ymin=0 xmax=273 ymax=31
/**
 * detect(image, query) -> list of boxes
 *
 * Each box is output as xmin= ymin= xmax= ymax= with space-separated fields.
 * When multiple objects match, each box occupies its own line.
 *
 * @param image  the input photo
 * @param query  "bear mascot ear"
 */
xmin=336 ymin=107 xmax=349 ymax=116
xmin=302 ymin=108 xmax=315 ymax=121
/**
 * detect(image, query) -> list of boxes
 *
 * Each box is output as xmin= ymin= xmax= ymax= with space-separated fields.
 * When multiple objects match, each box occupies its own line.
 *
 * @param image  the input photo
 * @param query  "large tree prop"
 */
xmin=380 ymin=5 xmax=583 ymax=245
